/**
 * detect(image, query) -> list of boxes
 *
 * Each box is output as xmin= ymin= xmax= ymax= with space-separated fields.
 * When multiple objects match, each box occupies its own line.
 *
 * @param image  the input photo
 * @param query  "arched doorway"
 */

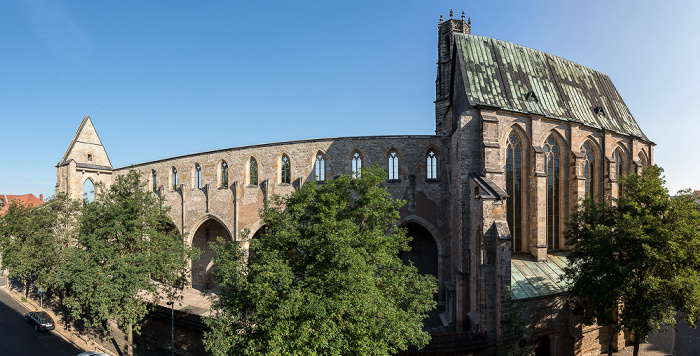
xmin=399 ymin=222 xmax=438 ymax=278
xmin=191 ymin=219 xmax=231 ymax=291
xmin=247 ymin=226 xmax=266 ymax=263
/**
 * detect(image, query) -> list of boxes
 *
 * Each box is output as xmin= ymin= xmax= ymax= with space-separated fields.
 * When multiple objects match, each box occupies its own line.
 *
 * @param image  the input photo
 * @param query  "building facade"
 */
xmin=56 ymin=12 xmax=652 ymax=356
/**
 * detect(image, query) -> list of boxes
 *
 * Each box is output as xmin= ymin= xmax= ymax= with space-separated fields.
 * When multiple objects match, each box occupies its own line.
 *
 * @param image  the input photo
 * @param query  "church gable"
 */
xmin=453 ymin=33 xmax=648 ymax=141
xmin=58 ymin=115 xmax=112 ymax=169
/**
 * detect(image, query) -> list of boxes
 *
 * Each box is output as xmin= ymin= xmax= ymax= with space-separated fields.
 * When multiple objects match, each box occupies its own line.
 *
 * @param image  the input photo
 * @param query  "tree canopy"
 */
xmin=0 ymin=170 xmax=194 ymax=356
xmin=564 ymin=165 xmax=700 ymax=356
xmin=203 ymin=166 xmax=437 ymax=356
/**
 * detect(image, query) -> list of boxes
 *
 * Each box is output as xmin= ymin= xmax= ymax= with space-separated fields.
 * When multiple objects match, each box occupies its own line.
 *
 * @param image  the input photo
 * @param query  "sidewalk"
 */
xmin=0 ymin=273 xmax=108 ymax=354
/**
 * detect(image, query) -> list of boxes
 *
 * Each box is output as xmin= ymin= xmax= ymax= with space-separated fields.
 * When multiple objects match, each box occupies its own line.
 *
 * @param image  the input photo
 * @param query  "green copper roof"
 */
xmin=454 ymin=33 xmax=648 ymax=141
xmin=511 ymin=252 xmax=569 ymax=300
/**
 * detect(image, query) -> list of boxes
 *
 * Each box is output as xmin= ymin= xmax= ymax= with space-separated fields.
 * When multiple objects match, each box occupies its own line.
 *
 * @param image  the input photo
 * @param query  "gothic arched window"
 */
xmin=195 ymin=164 xmax=202 ymax=189
xmin=388 ymin=151 xmax=398 ymax=180
xmin=221 ymin=161 xmax=229 ymax=188
xmin=352 ymin=152 xmax=362 ymax=178
xmin=543 ymin=135 xmax=561 ymax=250
xmin=249 ymin=157 xmax=258 ymax=186
xmin=582 ymin=142 xmax=595 ymax=196
xmin=281 ymin=155 xmax=291 ymax=184
xmin=152 ymin=170 xmax=157 ymax=193
xmin=613 ymin=149 xmax=626 ymax=187
xmin=172 ymin=167 xmax=178 ymax=191
xmin=506 ymin=133 xmax=522 ymax=251
xmin=315 ymin=153 xmax=325 ymax=182
xmin=427 ymin=150 xmax=437 ymax=180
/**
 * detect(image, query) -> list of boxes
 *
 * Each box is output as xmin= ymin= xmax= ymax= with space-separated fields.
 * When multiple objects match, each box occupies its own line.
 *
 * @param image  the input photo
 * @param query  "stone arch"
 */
xmin=397 ymin=215 xmax=443 ymax=256
xmin=217 ymin=159 xmax=229 ymax=189
xmin=397 ymin=218 xmax=441 ymax=299
xmin=189 ymin=215 xmax=233 ymax=291
xmin=82 ymin=177 xmax=96 ymax=202
xmin=613 ymin=144 xmax=630 ymax=179
xmin=424 ymin=145 xmax=440 ymax=180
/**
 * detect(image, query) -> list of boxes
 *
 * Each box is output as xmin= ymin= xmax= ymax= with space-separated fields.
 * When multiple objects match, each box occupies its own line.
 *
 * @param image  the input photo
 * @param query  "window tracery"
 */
xmin=281 ymin=155 xmax=291 ymax=184
xmin=582 ymin=142 xmax=594 ymax=196
xmin=249 ymin=157 xmax=258 ymax=186
xmin=352 ymin=152 xmax=362 ymax=178
xmin=427 ymin=150 xmax=437 ymax=180
xmin=388 ymin=151 xmax=398 ymax=180
xmin=506 ymin=133 xmax=522 ymax=251
xmin=195 ymin=164 xmax=202 ymax=189
xmin=221 ymin=161 xmax=228 ymax=188
xmin=543 ymin=135 xmax=561 ymax=250
xmin=315 ymin=153 xmax=325 ymax=182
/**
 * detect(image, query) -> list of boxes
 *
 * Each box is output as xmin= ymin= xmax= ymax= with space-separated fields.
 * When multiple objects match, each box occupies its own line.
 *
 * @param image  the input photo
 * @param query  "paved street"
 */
xmin=0 ymin=280 xmax=82 ymax=355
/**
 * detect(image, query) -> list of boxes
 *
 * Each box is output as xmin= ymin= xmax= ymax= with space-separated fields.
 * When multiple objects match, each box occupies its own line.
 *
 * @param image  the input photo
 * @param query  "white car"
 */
xmin=77 ymin=352 xmax=112 ymax=356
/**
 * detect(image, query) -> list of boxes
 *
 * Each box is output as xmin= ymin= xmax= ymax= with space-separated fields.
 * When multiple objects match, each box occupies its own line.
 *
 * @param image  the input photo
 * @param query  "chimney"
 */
xmin=40 ymin=193 xmax=43 ymax=202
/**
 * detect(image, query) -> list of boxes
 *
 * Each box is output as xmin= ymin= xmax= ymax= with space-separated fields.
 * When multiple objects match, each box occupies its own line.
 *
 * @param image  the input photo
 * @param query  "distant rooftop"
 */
xmin=0 ymin=194 xmax=44 ymax=216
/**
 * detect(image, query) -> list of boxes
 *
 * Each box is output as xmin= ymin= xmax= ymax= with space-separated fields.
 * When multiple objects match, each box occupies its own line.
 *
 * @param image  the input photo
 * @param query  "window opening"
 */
xmin=195 ymin=164 xmax=202 ymax=189
xmin=250 ymin=158 xmax=258 ymax=185
xmin=281 ymin=155 xmax=291 ymax=184
xmin=315 ymin=154 xmax=325 ymax=182
xmin=506 ymin=133 xmax=522 ymax=251
xmin=582 ymin=142 xmax=594 ymax=196
xmin=152 ymin=170 xmax=157 ymax=193
xmin=352 ymin=152 xmax=362 ymax=178
xmin=543 ymin=136 xmax=560 ymax=250
xmin=221 ymin=161 xmax=229 ymax=188
xmin=172 ymin=167 xmax=178 ymax=191
xmin=427 ymin=150 xmax=437 ymax=180
xmin=388 ymin=151 xmax=398 ymax=180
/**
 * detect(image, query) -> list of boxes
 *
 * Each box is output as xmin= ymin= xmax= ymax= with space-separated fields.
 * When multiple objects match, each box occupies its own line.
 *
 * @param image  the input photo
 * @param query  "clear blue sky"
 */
xmin=1 ymin=0 xmax=697 ymax=198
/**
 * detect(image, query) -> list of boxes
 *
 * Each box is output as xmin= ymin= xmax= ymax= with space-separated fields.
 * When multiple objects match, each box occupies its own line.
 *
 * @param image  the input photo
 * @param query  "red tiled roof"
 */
xmin=0 ymin=194 xmax=44 ymax=216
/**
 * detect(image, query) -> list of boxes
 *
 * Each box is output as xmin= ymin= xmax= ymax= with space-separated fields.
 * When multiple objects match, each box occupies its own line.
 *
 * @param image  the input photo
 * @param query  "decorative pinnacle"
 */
xmin=462 ymin=11 xmax=465 ymax=21
xmin=439 ymin=14 xmax=443 ymax=24
xmin=450 ymin=9 xmax=453 ymax=19
xmin=468 ymin=17 xmax=471 ymax=26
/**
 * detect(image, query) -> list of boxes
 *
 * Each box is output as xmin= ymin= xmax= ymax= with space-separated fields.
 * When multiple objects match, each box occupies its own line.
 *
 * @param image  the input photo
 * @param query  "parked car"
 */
xmin=77 ymin=352 xmax=112 ymax=356
xmin=24 ymin=311 xmax=55 ymax=331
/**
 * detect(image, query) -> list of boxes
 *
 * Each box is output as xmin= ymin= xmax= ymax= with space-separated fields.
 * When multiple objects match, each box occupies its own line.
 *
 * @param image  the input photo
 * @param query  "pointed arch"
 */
xmin=386 ymin=147 xmax=400 ymax=181
xmin=171 ymin=166 xmax=178 ymax=191
xmin=505 ymin=130 xmax=525 ymax=252
xmin=82 ymin=177 xmax=95 ymax=203
xmin=543 ymin=133 xmax=563 ymax=250
xmin=188 ymin=214 xmax=233 ymax=291
xmin=151 ymin=169 xmax=158 ymax=193
xmin=280 ymin=153 xmax=291 ymax=184
xmin=580 ymin=138 xmax=601 ymax=197
xmin=350 ymin=149 xmax=364 ymax=179
xmin=314 ymin=150 xmax=326 ymax=182
xmin=247 ymin=156 xmax=260 ymax=186
xmin=613 ymin=145 xmax=628 ymax=182
xmin=638 ymin=150 xmax=649 ymax=168
xmin=194 ymin=163 xmax=202 ymax=189
xmin=220 ymin=160 xmax=229 ymax=188
xmin=425 ymin=146 xmax=439 ymax=180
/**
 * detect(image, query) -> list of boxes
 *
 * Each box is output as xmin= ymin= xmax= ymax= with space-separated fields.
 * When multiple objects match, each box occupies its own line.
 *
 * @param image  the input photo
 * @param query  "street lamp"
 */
xmin=166 ymin=301 xmax=174 ymax=356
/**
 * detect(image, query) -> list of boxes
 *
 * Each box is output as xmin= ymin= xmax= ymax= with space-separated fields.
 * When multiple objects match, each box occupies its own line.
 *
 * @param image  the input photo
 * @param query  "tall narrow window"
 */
xmin=427 ymin=150 xmax=437 ymax=180
xmin=506 ymin=133 xmax=522 ymax=251
xmin=614 ymin=149 xmax=626 ymax=181
xmin=388 ymin=151 xmax=398 ymax=180
xmin=172 ymin=167 xmax=178 ymax=191
xmin=221 ymin=161 xmax=229 ymax=188
xmin=152 ymin=170 xmax=157 ymax=193
xmin=352 ymin=152 xmax=362 ymax=178
xmin=543 ymin=136 xmax=560 ymax=250
xmin=582 ymin=142 xmax=594 ymax=196
xmin=250 ymin=157 xmax=258 ymax=185
xmin=315 ymin=154 xmax=325 ymax=182
xmin=195 ymin=164 xmax=202 ymax=189
xmin=281 ymin=155 xmax=291 ymax=184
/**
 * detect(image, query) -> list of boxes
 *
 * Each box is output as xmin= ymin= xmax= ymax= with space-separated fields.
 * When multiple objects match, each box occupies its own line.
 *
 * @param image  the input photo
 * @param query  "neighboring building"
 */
xmin=0 ymin=194 xmax=44 ymax=216
xmin=55 ymin=11 xmax=653 ymax=356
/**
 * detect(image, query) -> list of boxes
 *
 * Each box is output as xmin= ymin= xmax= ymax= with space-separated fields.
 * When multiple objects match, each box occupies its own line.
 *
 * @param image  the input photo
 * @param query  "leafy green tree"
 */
xmin=564 ymin=165 xmax=700 ymax=356
xmin=64 ymin=169 xmax=194 ymax=356
xmin=0 ymin=199 xmax=38 ymax=296
xmin=29 ymin=193 xmax=83 ymax=298
xmin=204 ymin=166 xmax=437 ymax=356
